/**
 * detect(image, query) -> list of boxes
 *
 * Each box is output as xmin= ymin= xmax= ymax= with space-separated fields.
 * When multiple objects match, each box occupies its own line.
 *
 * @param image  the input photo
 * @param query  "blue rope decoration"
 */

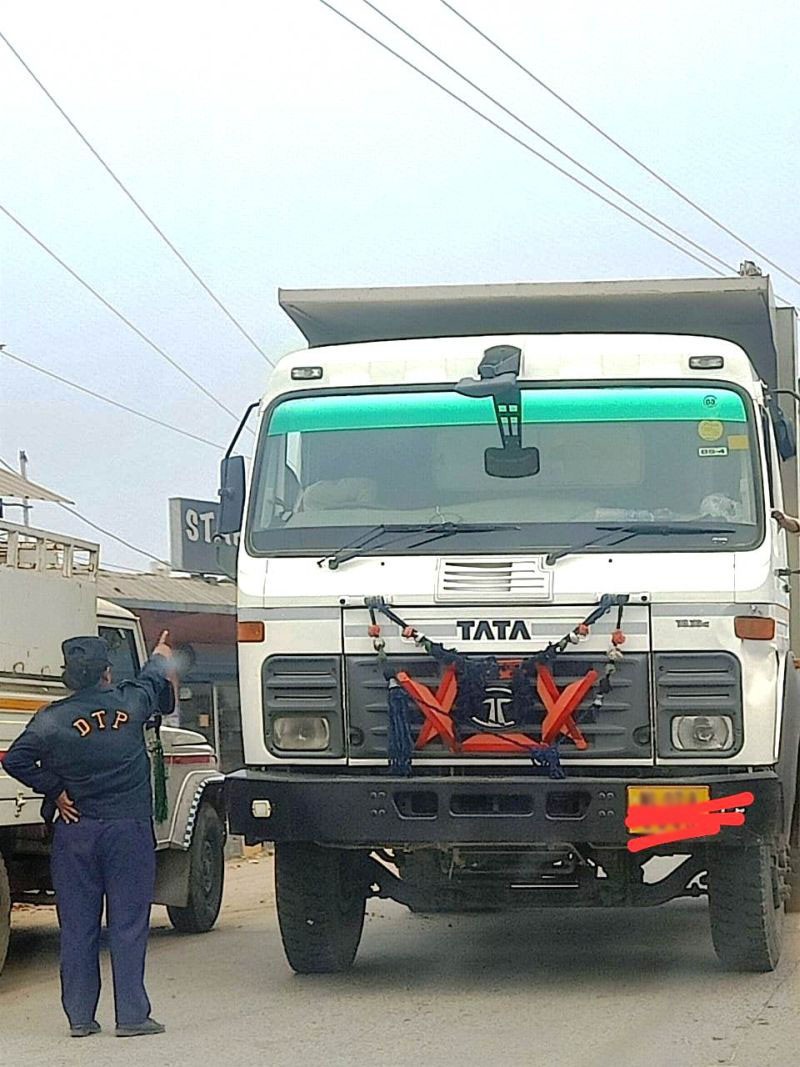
xmin=510 ymin=659 xmax=537 ymax=724
xmin=530 ymin=744 xmax=565 ymax=779
xmin=387 ymin=684 xmax=414 ymax=777
xmin=453 ymin=657 xmax=499 ymax=731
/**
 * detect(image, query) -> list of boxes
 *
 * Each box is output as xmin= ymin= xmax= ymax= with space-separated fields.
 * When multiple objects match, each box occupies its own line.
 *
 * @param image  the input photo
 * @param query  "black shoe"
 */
xmin=70 ymin=1021 xmax=101 ymax=1038
xmin=115 ymin=1018 xmax=166 ymax=1038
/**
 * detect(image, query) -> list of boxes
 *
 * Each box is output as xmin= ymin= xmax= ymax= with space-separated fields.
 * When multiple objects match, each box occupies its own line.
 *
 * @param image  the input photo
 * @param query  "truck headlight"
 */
xmin=671 ymin=715 xmax=734 ymax=751
xmin=273 ymin=715 xmax=330 ymax=751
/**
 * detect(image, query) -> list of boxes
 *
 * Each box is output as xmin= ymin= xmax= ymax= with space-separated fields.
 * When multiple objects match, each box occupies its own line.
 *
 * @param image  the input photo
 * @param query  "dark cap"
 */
xmin=62 ymin=636 xmax=111 ymax=670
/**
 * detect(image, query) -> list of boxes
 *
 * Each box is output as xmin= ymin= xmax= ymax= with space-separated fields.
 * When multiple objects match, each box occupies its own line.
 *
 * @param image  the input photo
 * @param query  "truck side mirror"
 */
xmin=772 ymin=407 xmax=797 ymax=461
xmin=217 ymin=455 xmax=246 ymax=534
xmin=214 ymin=539 xmax=238 ymax=580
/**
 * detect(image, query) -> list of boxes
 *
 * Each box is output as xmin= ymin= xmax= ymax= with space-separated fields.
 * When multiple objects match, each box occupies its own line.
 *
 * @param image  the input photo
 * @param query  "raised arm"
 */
xmin=772 ymin=510 xmax=800 ymax=534
xmin=118 ymin=630 xmax=178 ymax=723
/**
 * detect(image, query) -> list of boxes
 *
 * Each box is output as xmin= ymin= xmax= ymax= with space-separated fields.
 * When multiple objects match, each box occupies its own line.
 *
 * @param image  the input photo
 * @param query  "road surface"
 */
xmin=1 ymin=853 xmax=798 ymax=1067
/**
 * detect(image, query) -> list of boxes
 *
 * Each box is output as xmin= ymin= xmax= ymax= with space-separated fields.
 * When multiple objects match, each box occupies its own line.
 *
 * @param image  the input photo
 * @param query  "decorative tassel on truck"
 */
xmin=365 ymin=594 xmax=630 ymax=776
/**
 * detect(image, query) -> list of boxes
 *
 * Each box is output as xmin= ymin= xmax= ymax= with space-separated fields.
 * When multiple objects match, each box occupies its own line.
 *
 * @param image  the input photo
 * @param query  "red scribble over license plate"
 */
xmin=625 ymin=785 xmax=754 ymax=854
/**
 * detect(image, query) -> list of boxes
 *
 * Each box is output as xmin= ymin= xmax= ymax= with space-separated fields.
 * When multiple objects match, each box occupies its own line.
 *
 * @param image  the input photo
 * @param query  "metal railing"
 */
xmin=0 ymin=519 xmax=99 ymax=578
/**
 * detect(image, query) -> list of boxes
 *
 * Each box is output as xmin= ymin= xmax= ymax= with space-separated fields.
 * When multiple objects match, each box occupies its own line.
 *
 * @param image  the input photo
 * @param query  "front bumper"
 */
xmin=225 ymin=768 xmax=782 ymax=848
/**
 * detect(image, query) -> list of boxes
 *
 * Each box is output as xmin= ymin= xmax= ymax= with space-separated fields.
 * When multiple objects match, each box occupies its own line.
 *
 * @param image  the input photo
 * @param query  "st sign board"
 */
xmin=169 ymin=497 xmax=239 ymax=575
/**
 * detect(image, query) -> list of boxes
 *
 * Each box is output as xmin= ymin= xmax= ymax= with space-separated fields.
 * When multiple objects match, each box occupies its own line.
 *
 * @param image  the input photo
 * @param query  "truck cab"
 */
xmin=222 ymin=275 xmax=800 ymax=974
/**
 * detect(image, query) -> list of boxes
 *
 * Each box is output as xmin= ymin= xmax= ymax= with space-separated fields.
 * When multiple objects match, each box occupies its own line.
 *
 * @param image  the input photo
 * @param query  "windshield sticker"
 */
xmin=727 ymin=434 xmax=749 ymax=450
xmin=697 ymin=419 xmax=724 ymax=441
xmin=699 ymin=446 xmax=728 ymax=457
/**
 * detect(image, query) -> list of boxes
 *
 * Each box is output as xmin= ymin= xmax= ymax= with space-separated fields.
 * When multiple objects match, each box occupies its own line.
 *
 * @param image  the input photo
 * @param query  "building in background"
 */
xmin=97 ymin=569 xmax=242 ymax=772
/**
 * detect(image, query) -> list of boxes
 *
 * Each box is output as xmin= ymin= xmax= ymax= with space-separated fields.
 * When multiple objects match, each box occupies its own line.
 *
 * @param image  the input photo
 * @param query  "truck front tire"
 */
xmin=0 ymin=854 xmax=10 ymax=974
xmin=167 ymin=804 xmax=225 ymax=934
xmin=275 ymin=843 xmax=367 ymax=974
xmin=707 ymin=841 xmax=785 ymax=972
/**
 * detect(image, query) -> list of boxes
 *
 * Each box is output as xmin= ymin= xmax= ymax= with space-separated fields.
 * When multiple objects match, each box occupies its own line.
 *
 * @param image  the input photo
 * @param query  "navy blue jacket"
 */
xmin=1 ymin=655 xmax=173 ymax=821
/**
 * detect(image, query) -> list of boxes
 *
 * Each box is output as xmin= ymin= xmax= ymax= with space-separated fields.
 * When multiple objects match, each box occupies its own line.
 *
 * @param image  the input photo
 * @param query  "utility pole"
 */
xmin=18 ymin=449 xmax=31 ymax=526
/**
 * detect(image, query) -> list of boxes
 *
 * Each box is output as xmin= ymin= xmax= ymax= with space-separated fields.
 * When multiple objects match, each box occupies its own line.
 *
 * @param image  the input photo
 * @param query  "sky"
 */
xmin=2 ymin=0 xmax=799 ymax=569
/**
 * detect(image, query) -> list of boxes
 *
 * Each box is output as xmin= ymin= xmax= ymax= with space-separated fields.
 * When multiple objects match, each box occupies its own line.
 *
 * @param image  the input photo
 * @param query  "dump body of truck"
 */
xmin=223 ymin=274 xmax=800 ymax=974
xmin=0 ymin=520 xmax=227 ymax=973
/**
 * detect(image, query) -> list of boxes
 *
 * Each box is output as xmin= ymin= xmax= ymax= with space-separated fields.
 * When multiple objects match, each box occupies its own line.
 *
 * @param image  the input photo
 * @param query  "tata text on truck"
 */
xmin=221 ymin=275 xmax=800 ymax=974
xmin=0 ymin=521 xmax=226 ymax=973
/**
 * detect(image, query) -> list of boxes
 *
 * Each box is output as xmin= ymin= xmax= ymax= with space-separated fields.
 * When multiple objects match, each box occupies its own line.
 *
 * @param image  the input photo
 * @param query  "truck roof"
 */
xmin=97 ymin=597 xmax=136 ymax=621
xmin=279 ymin=275 xmax=794 ymax=387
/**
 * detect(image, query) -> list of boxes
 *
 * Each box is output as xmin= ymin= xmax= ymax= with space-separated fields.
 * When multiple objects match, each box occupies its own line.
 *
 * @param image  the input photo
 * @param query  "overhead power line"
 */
xmin=0 ymin=30 xmax=273 ymax=366
xmin=439 ymin=0 xmax=800 ymax=291
xmin=1 ymin=348 xmax=225 ymax=450
xmin=55 ymin=502 xmax=169 ymax=565
xmin=360 ymin=0 xmax=736 ymax=276
xmin=318 ymin=1 xmax=726 ymax=277
xmin=0 ymin=453 xmax=168 ymax=565
xmin=0 ymin=202 xmax=240 ymax=422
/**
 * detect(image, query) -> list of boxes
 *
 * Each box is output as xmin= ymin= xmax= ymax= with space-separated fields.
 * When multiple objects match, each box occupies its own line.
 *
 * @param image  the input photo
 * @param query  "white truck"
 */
xmin=219 ymin=274 xmax=800 ymax=973
xmin=0 ymin=519 xmax=227 ymax=974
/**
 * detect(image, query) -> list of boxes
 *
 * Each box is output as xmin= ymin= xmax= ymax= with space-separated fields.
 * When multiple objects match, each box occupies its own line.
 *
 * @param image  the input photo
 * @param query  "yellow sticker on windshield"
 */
xmin=698 ymin=420 xmax=724 ymax=441
xmin=728 ymin=434 xmax=749 ymax=450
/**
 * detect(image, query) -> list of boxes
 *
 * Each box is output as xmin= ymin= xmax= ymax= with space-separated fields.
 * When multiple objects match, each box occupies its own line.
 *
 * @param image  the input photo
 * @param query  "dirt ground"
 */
xmin=1 ymin=852 xmax=799 ymax=1067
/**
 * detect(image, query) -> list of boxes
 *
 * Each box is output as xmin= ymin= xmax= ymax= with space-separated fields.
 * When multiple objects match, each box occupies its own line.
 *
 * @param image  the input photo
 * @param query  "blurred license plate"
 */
xmin=627 ymin=785 xmax=710 ymax=834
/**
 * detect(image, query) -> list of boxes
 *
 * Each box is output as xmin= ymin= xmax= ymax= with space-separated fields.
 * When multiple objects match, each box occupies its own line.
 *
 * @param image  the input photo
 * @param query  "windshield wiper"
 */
xmin=545 ymin=524 xmax=735 ymax=566
xmin=321 ymin=522 xmax=518 ymax=570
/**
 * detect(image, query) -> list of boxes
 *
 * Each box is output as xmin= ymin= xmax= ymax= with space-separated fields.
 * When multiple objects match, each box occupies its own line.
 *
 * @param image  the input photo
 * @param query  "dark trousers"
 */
xmin=51 ymin=818 xmax=155 ymax=1027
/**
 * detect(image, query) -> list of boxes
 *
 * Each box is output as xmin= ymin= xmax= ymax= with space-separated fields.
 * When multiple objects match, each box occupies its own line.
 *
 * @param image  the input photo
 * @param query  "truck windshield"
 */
xmin=247 ymin=384 xmax=761 ymax=556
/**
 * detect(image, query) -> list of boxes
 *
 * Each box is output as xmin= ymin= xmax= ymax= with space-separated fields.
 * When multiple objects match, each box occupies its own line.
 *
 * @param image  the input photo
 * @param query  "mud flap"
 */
xmin=153 ymin=847 xmax=191 ymax=908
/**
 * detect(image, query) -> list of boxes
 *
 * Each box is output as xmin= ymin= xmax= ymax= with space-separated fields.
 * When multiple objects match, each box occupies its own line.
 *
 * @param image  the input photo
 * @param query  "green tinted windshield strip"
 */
xmin=267 ymin=387 xmax=747 ymax=435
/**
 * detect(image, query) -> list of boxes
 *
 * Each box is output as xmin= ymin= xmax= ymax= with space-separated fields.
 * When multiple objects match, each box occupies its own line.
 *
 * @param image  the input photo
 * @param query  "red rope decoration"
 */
xmin=395 ymin=659 xmax=598 ymax=754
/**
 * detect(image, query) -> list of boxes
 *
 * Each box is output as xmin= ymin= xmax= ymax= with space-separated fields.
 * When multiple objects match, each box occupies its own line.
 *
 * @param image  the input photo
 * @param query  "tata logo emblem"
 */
xmin=472 ymin=685 xmax=516 ymax=729
xmin=457 ymin=620 xmax=533 ymax=641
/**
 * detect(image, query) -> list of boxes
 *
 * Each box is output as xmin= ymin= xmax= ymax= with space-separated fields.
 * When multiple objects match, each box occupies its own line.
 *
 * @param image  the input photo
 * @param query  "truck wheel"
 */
xmin=167 ymin=805 xmax=225 ymax=934
xmin=275 ymin=843 xmax=367 ymax=974
xmin=707 ymin=841 xmax=785 ymax=972
xmin=0 ymin=854 xmax=10 ymax=974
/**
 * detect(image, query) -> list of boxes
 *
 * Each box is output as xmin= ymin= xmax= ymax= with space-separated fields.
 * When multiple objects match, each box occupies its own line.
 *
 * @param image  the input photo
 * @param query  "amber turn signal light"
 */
xmin=734 ymin=616 xmax=775 ymax=641
xmin=238 ymin=621 xmax=265 ymax=643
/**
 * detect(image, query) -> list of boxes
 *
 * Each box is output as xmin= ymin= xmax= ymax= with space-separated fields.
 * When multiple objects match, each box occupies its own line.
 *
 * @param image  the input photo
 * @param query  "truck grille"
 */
xmin=435 ymin=557 xmax=553 ymax=603
xmin=347 ymin=652 xmax=651 ymax=760
xmin=263 ymin=656 xmax=340 ymax=713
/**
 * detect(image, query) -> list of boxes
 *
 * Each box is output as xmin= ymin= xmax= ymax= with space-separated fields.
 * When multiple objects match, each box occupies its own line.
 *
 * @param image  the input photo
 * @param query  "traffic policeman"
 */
xmin=1 ymin=630 xmax=176 ymax=1038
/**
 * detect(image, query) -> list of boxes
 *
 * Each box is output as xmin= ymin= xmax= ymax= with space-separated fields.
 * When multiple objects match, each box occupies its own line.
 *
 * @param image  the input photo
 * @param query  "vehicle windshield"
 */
xmin=247 ymin=384 xmax=761 ymax=555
